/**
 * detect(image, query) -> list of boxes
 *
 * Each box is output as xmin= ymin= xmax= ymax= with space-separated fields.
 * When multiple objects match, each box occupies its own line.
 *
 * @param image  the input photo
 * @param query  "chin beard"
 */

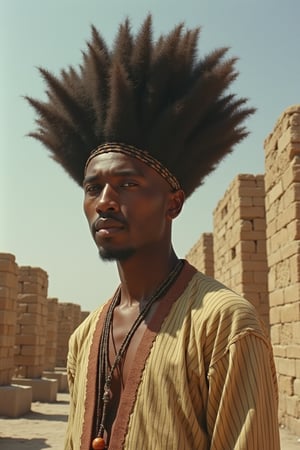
xmin=98 ymin=246 xmax=135 ymax=262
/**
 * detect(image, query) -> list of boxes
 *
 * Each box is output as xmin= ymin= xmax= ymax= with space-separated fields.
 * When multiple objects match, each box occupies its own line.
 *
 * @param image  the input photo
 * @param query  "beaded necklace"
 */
xmin=91 ymin=259 xmax=184 ymax=450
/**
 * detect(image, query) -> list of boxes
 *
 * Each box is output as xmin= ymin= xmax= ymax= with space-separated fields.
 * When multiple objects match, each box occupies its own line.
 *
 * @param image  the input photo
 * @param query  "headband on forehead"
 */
xmin=85 ymin=143 xmax=181 ymax=191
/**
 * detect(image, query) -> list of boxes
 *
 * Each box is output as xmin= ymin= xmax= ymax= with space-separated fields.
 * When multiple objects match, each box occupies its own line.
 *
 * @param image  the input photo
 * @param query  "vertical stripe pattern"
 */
xmin=64 ymin=263 xmax=280 ymax=450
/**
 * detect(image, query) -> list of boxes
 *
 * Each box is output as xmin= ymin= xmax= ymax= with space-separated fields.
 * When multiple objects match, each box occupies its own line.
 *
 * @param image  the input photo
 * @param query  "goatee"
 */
xmin=98 ymin=247 xmax=135 ymax=262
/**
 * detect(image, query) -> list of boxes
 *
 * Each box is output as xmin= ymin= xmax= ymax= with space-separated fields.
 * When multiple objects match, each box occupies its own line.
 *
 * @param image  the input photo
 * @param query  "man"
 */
xmin=27 ymin=16 xmax=280 ymax=450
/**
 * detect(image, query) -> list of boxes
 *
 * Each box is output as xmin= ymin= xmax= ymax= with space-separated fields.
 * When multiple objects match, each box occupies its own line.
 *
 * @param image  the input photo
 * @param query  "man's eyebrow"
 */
xmin=82 ymin=168 xmax=144 ymax=186
xmin=82 ymin=174 xmax=98 ymax=186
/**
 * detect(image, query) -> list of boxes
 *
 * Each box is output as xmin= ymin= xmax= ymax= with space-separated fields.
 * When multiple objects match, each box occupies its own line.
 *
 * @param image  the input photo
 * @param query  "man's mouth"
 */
xmin=94 ymin=218 xmax=125 ymax=236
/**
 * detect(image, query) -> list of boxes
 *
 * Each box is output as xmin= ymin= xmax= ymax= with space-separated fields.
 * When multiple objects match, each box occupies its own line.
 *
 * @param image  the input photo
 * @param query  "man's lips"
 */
xmin=93 ymin=217 xmax=126 ymax=235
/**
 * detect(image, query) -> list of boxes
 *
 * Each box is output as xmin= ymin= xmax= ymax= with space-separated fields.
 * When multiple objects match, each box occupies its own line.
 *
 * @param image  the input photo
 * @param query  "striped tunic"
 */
xmin=64 ymin=261 xmax=280 ymax=450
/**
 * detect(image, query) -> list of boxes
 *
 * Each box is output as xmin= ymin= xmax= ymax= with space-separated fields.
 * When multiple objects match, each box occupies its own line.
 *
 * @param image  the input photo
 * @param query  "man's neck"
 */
xmin=116 ymin=248 xmax=179 ymax=307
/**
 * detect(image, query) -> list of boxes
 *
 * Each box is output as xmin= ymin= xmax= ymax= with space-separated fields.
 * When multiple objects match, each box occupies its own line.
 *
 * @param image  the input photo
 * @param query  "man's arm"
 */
xmin=207 ymin=332 xmax=280 ymax=450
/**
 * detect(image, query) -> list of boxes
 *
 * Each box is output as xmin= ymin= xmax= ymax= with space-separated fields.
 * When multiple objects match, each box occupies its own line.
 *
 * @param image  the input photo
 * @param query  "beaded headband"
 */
xmin=85 ymin=142 xmax=181 ymax=191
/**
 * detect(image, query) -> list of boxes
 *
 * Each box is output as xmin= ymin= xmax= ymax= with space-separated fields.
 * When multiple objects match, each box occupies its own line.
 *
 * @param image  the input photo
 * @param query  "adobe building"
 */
xmin=0 ymin=253 xmax=32 ymax=417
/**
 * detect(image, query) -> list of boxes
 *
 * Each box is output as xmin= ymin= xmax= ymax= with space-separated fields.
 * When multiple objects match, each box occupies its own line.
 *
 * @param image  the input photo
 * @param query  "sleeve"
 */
xmin=206 ymin=332 xmax=280 ymax=450
xmin=64 ymin=332 xmax=77 ymax=450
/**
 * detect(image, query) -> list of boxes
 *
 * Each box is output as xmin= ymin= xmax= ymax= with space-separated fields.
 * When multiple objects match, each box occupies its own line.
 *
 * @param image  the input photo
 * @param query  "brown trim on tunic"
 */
xmin=80 ymin=297 xmax=114 ymax=450
xmin=81 ymin=260 xmax=197 ymax=450
xmin=110 ymin=261 xmax=196 ymax=450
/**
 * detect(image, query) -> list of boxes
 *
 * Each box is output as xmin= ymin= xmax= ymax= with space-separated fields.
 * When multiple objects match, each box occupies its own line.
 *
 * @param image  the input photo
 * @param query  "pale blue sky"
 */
xmin=1 ymin=0 xmax=299 ymax=311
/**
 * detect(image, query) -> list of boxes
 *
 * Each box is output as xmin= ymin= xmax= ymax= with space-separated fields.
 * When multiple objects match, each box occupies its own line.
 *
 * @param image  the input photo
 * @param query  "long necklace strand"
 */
xmin=91 ymin=259 xmax=184 ymax=450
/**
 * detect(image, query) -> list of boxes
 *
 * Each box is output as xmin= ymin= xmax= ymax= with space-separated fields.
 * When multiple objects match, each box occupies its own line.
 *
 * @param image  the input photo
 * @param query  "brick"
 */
xmin=15 ymin=335 xmax=39 ymax=345
xmin=294 ymin=379 xmax=300 ymax=396
xmin=286 ymin=345 xmax=300 ymax=359
xmin=0 ymin=335 xmax=15 ymax=347
xmin=280 ymin=303 xmax=300 ymax=323
xmin=21 ymin=346 xmax=37 ymax=356
xmin=281 ymin=241 xmax=300 ymax=260
xmin=290 ymin=254 xmax=300 ymax=283
xmin=292 ymin=322 xmax=300 ymax=344
xmin=284 ymin=283 xmax=300 ymax=303
xmin=0 ymin=297 xmax=16 ymax=311
xmin=269 ymin=306 xmax=282 ymax=324
xmin=270 ymin=324 xmax=281 ymax=344
xmin=286 ymin=396 xmax=300 ymax=417
xmin=277 ymin=357 xmax=296 ymax=377
xmin=268 ymin=181 xmax=284 ymax=204
xmin=0 ymin=310 xmax=16 ymax=325
xmin=281 ymin=323 xmax=293 ymax=345
xmin=278 ymin=375 xmax=294 ymax=395
xmin=269 ymin=289 xmax=284 ymax=307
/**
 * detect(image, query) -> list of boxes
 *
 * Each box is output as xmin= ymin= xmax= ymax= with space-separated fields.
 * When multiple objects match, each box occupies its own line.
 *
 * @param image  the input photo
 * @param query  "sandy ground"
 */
xmin=0 ymin=393 xmax=299 ymax=449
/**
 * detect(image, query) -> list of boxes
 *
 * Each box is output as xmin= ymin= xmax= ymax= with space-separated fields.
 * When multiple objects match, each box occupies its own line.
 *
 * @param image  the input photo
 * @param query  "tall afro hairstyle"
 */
xmin=26 ymin=15 xmax=255 ymax=198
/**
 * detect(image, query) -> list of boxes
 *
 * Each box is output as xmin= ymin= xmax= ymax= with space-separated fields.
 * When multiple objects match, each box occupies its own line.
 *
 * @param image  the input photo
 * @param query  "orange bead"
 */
xmin=92 ymin=436 xmax=106 ymax=449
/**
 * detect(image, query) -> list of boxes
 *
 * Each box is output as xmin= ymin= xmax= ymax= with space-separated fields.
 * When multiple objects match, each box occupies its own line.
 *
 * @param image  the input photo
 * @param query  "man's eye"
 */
xmin=85 ymin=185 xmax=101 ymax=194
xmin=121 ymin=182 xmax=138 ymax=188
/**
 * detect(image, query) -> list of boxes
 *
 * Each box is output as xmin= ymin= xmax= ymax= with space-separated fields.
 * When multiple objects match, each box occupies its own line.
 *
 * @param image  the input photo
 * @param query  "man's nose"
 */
xmin=95 ymin=184 xmax=119 ymax=213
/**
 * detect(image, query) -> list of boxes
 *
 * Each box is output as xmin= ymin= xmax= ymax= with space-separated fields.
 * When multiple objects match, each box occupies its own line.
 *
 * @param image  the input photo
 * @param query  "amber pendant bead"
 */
xmin=92 ymin=436 xmax=106 ymax=449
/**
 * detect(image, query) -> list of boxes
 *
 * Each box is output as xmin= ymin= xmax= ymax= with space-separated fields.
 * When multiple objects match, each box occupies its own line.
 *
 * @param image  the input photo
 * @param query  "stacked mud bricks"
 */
xmin=186 ymin=233 xmax=214 ymax=277
xmin=187 ymin=175 xmax=269 ymax=326
xmin=56 ymin=302 xmax=82 ymax=367
xmin=264 ymin=105 xmax=300 ymax=435
xmin=213 ymin=174 xmax=269 ymax=327
xmin=15 ymin=266 xmax=48 ymax=378
xmin=0 ymin=254 xmax=18 ymax=385
xmin=0 ymin=252 xmax=90 ymax=415
xmin=45 ymin=298 xmax=59 ymax=371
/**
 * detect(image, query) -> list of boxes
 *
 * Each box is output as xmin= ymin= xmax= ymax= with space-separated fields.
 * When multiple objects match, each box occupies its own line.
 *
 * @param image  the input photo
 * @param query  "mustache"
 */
xmin=92 ymin=212 xmax=127 ymax=234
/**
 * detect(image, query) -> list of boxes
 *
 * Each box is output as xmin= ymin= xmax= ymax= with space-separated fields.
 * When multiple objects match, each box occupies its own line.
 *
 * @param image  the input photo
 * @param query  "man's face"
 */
xmin=83 ymin=152 xmax=181 ymax=261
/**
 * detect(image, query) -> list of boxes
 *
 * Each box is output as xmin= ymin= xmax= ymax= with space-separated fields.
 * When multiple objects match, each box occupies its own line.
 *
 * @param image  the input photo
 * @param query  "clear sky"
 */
xmin=1 ymin=0 xmax=299 ymax=312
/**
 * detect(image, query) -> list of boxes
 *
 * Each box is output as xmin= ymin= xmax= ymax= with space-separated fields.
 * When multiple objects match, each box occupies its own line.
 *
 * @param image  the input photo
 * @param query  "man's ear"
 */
xmin=167 ymin=189 xmax=185 ymax=219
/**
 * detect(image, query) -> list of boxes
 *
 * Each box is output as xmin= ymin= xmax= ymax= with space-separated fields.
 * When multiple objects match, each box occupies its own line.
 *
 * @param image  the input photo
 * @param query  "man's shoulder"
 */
xmin=186 ymin=265 xmax=260 ymax=324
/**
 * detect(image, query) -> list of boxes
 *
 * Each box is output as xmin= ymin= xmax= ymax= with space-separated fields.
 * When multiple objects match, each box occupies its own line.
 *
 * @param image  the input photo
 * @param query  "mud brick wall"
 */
xmin=213 ymin=174 xmax=269 ymax=327
xmin=186 ymin=233 xmax=214 ymax=277
xmin=56 ymin=302 xmax=81 ymax=367
xmin=44 ymin=298 xmax=58 ymax=371
xmin=264 ymin=105 xmax=300 ymax=435
xmin=0 ymin=253 xmax=18 ymax=385
xmin=81 ymin=310 xmax=90 ymax=323
xmin=15 ymin=267 xmax=48 ymax=378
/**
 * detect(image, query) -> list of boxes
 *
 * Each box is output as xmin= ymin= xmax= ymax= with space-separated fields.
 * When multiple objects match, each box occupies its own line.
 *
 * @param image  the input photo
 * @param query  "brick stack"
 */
xmin=56 ymin=302 xmax=81 ymax=367
xmin=81 ymin=310 xmax=90 ymax=323
xmin=213 ymin=174 xmax=269 ymax=326
xmin=73 ymin=303 xmax=82 ymax=330
xmin=0 ymin=253 xmax=18 ymax=385
xmin=15 ymin=267 xmax=48 ymax=378
xmin=264 ymin=105 xmax=300 ymax=435
xmin=44 ymin=298 xmax=58 ymax=371
xmin=186 ymin=233 xmax=214 ymax=277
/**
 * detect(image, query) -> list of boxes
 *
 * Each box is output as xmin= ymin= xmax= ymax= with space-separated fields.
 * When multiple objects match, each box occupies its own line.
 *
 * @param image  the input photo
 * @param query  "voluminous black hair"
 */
xmin=26 ymin=15 xmax=255 ymax=197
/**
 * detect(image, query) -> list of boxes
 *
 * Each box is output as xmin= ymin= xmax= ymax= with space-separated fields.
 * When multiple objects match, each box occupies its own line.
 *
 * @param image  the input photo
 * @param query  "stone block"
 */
xmin=0 ymin=384 xmax=32 ymax=418
xmin=42 ymin=371 xmax=69 ymax=393
xmin=278 ymin=375 xmax=294 ymax=396
xmin=280 ymin=303 xmax=300 ymax=323
xmin=294 ymin=379 xmax=300 ymax=396
xmin=11 ymin=377 xmax=57 ymax=402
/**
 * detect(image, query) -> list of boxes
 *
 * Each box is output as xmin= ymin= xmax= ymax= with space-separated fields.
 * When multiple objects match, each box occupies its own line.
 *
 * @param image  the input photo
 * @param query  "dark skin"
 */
xmin=83 ymin=152 xmax=185 ymax=440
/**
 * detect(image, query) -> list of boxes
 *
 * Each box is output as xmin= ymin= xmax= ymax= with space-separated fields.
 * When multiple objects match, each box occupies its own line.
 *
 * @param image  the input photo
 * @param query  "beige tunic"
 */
xmin=64 ymin=261 xmax=280 ymax=450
